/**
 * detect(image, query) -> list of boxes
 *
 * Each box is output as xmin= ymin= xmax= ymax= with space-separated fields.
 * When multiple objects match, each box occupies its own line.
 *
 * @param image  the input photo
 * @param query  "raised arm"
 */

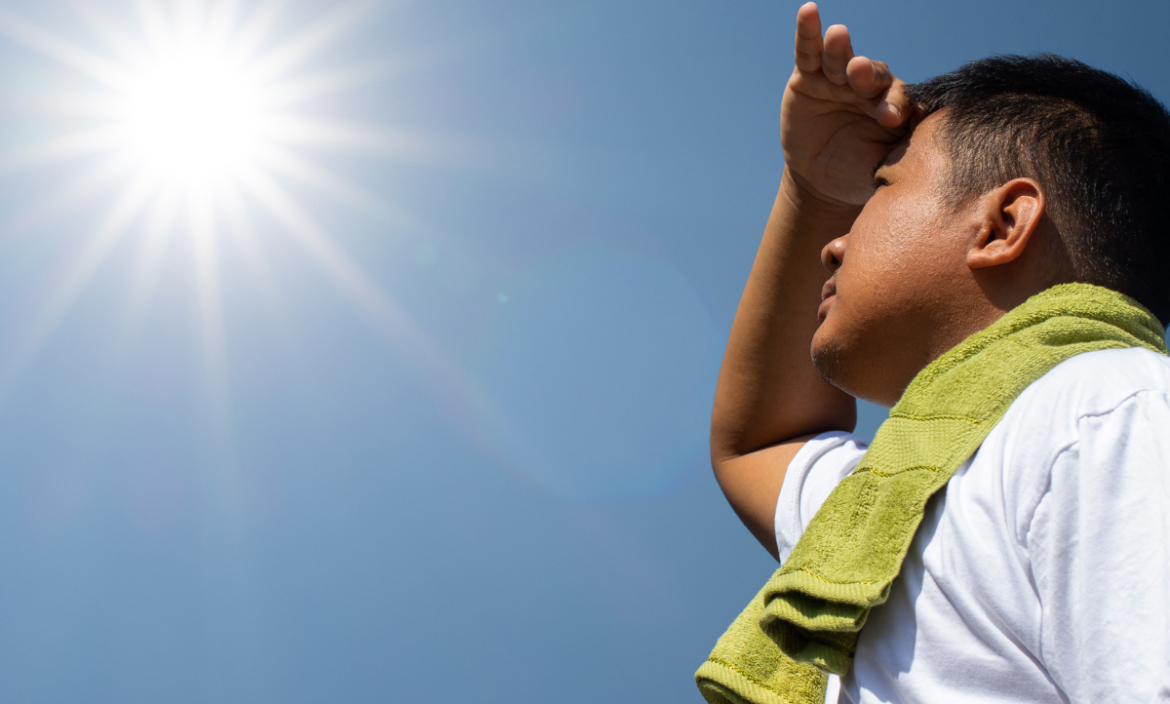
xmin=710 ymin=3 xmax=912 ymax=558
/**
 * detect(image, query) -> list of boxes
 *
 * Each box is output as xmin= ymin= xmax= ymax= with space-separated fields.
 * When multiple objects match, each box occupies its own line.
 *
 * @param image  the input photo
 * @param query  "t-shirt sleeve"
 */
xmin=774 ymin=431 xmax=868 ymax=564
xmin=1028 ymin=390 xmax=1170 ymax=703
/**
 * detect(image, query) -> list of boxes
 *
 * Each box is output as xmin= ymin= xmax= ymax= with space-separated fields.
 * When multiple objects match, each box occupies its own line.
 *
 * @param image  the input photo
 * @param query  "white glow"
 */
xmin=119 ymin=45 xmax=267 ymax=186
xmin=0 ymin=1 xmax=454 ymax=416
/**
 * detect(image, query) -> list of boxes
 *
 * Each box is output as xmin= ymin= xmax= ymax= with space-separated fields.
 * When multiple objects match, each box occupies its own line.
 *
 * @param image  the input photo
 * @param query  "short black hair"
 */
xmin=910 ymin=54 xmax=1170 ymax=324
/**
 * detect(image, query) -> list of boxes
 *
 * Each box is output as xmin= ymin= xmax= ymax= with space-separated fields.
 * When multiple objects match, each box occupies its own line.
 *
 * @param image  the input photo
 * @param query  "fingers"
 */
xmin=845 ymin=57 xmax=890 ymax=98
xmin=821 ymin=24 xmax=854 ymax=85
xmin=875 ymin=77 xmax=915 ymax=128
xmin=791 ymin=4 xmax=912 ymax=127
xmin=794 ymin=2 xmax=823 ymax=73
xmin=846 ymin=57 xmax=912 ymax=126
xmin=793 ymin=4 xmax=857 ymax=87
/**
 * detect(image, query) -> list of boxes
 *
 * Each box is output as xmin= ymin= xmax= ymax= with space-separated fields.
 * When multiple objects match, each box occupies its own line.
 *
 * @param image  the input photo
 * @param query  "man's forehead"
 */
xmin=873 ymin=114 xmax=944 ymax=175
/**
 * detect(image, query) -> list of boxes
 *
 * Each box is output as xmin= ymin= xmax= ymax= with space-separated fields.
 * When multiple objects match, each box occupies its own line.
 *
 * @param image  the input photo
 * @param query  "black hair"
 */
xmin=909 ymin=54 xmax=1170 ymax=324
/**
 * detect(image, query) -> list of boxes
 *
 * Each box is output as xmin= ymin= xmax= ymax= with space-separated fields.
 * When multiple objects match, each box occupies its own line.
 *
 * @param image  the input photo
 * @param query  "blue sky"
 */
xmin=0 ymin=0 xmax=1166 ymax=702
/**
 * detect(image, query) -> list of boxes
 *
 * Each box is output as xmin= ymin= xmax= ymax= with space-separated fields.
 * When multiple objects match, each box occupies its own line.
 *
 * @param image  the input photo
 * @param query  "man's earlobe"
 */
xmin=967 ymin=178 xmax=1045 ymax=270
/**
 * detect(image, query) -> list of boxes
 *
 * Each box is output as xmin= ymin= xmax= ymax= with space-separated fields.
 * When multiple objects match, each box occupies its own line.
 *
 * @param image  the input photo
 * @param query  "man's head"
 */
xmin=810 ymin=54 xmax=1170 ymax=406
xmin=912 ymin=54 xmax=1170 ymax=324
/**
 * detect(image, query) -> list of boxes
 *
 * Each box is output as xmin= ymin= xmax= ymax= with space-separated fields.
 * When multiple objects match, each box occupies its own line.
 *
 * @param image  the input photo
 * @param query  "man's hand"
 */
xmin=781 ymin=3 xmax=913 ymax=208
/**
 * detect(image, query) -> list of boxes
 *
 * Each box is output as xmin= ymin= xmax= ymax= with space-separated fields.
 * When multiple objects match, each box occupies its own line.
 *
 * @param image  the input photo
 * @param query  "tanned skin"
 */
xmin=711 ymin=3 xmax=1075 ymax=559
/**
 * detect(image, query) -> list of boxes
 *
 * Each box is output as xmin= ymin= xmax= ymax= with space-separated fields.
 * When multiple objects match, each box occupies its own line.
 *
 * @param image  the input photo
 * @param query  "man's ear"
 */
xmin=967 ymin=178 xmax=1046 ymax=270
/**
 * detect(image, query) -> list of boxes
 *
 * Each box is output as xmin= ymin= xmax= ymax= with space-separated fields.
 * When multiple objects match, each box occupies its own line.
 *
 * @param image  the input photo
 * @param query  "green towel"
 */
xmin=697 ymin=283 xmax=1168 ymax=704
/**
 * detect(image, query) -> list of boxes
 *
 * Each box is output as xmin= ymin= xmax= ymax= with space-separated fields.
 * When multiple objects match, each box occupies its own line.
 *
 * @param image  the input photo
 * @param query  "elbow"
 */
xmin=708 ymin=429 xmax=738 ymax=483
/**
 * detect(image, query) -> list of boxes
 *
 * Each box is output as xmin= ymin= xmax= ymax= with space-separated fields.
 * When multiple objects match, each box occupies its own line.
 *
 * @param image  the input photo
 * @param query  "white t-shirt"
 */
xmin=776 ymin=347 xmax=1170 ymax=704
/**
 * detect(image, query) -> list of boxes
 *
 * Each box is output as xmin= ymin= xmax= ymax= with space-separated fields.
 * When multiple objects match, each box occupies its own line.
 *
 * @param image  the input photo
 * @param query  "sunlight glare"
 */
xmin=0 ymin=0 xmax=464 ymax=430
xmin=121 ymin=45 xmax=265 ymax=187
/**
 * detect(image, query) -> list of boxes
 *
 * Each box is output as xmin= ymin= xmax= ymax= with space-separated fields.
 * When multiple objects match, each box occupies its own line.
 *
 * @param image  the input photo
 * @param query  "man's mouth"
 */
xmin=818 ymin=278 xmax=837 ymax=323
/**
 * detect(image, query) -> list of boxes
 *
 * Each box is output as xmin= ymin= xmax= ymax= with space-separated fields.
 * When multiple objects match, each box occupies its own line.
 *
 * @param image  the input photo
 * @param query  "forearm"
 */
xmin=710 ymin=169 xmax=860 ymax=555
xmin=712 ymin=168 xmax=859 ymax=465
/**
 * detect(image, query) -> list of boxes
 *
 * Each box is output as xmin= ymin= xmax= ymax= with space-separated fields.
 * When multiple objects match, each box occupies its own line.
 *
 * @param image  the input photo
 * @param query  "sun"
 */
xmin=0 ymin=0 xmax=524 ymax=527
xmin=0 ymin=0 xmax=462 ymax=425
xmin=119 ymin=42 xmax=266 ymax=187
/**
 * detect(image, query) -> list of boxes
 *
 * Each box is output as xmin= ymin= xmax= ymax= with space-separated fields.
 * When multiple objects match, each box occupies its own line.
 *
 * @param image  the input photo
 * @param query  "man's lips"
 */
xmin=818 ymin=278 xmax=837 ymax=323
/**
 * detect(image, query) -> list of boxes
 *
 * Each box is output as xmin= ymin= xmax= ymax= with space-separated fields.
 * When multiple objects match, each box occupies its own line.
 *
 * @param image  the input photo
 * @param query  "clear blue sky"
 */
xmin=0 ymin=0 xmax=1166 ymax=702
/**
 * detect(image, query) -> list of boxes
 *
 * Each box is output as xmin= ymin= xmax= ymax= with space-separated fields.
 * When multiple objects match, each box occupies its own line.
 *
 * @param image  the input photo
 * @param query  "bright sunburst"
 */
xmin=0 ymin=0 xmax=467 ymax=431
xmin=119 ymin=40 xmax=265 ymax=186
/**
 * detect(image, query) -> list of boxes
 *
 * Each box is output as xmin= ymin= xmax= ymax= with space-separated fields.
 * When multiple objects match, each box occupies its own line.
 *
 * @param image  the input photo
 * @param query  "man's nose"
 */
xmin=821 ymin=235 xmax=847 ymax=273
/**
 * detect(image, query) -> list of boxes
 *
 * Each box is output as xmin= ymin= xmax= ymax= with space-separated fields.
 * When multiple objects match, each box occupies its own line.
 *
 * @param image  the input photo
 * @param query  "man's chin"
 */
xmin=810 ymin=336 xmax=848 ymax=392
xmin=812 ymin=333 xmax=873 ymax=401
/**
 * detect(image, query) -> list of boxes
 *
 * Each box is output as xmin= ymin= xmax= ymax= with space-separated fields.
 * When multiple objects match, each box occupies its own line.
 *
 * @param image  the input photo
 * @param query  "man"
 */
xmin=702 ymin=3 xmax=1170 ymax=703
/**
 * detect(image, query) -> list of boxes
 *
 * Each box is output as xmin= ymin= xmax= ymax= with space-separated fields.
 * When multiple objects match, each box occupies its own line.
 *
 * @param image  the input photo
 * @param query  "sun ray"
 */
xmin=262 ymin=61 xmax=403 ymax=108
xmin=67 ymin=0 xmax=152 ymax=68
xmin=216 ymin=182 xmax=286 ymax=314
xmin=133 ymin=0 xmax=175 ymax=54
xmin=222 ymin=0 xmax=284 ymax=63
xmin=235 ymin=166 xmax=507 ymax=441
xmin=172 ymin=0 xmax=206 ymax=41
xmin=254 ymin=142 xmax=427 ymax=235
xmin=0 ymin=8 xmax=133 ymax=90
xmin=0 ymin=125 xmax=127 ymax=174
xmin=204 ymin=0 xmax=243 ymax=48
xmin=247 ymin=1 xmax=374 ymax=84
xmin=238 ymin=165 xmax=411 ymax=332
xmin=0 ymin=171 xmax=156 ymax=395
xmin=255 ymin=143 xmax=384 ymax=215
xmin=0 ymin=156 xmax=135 ymax=251
xmin=239 ymin=167 xmax=446 ymax=381
xmin=262 ymin=115 xmax=463 ymax=165
xmin=11 ymin=88 xmax=120 ymax=122
xmin=115 ymin=181 xmax=180 ymax=353
xmin=189 ymin=184 xmax=232 ymax=441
